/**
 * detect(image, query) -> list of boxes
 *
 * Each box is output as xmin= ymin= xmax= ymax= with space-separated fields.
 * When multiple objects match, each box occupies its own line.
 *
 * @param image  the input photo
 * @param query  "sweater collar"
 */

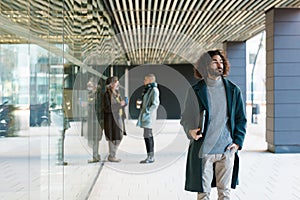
xmin=206 ymin=77 xmax=222 ymax=87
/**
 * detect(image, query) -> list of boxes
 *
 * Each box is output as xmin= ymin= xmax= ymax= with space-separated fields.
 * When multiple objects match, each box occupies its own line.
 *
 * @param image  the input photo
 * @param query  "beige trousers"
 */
xmin=197 ymin=149 xmax=235 ymax=200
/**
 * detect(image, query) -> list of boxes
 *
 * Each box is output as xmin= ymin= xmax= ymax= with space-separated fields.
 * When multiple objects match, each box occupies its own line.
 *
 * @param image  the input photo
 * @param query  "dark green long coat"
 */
xmin=180 ymin=77 xmax=247 ymax=192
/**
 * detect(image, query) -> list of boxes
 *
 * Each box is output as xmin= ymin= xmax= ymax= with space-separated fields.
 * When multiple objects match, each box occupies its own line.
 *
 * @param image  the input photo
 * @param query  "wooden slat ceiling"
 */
xmin=0 ymin=0 xmax=300 ymax=65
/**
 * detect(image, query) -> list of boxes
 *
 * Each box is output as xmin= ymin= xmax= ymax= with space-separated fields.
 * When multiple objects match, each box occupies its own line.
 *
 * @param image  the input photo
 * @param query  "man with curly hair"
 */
xmin=181 ymin=50 xmax=247 ymax=199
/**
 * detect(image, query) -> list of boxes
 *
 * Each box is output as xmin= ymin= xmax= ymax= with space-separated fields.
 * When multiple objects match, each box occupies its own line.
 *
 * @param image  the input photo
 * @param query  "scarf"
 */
xmin=141 ymin=82 xmax=156 ymax=98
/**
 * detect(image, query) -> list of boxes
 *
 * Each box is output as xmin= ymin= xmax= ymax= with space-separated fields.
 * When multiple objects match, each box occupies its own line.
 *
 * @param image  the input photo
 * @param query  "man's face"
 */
xmin=207 ymin=55 xmax=223 ymax=79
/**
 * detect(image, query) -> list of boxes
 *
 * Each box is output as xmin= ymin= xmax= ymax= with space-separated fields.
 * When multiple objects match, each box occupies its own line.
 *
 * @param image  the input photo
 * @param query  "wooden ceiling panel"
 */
xmin=0 ymin=0 xmax=300 ymax=64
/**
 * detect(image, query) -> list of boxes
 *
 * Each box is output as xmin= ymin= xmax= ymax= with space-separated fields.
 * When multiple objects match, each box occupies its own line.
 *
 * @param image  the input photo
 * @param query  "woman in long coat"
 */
xmin=136 ymin=74 xmax=160 ymax=163
xmin=103 ymin=76 xmax=127 ymax=162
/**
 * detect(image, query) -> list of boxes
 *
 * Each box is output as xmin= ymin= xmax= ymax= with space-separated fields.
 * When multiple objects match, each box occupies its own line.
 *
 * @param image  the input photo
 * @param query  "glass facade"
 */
xmin=0 ymin=1 xmax=113 ymax=199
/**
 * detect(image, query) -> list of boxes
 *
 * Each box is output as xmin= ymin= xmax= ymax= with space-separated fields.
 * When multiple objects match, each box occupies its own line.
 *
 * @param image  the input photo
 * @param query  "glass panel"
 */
xmin=0 ymin=1 xmax=112 ymax=199
xmin=0 ymin=0 xmax=110 ymax=199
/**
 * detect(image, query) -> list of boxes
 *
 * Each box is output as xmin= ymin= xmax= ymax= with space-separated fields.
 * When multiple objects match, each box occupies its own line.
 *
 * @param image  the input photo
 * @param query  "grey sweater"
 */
xmin=202 ymin=78 xmax=232 ymax=154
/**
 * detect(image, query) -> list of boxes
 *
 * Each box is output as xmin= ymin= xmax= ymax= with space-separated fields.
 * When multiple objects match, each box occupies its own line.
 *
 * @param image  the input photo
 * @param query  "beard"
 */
xmin=208 ymin=67 xmax=223 ymax=77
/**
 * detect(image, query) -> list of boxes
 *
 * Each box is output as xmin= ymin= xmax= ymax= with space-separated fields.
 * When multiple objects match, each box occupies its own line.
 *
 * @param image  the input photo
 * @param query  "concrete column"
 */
xmin=223 ymin=41 xmax=247 ymax=103
xmin=266 ymin=8 xmax=300 ymax=153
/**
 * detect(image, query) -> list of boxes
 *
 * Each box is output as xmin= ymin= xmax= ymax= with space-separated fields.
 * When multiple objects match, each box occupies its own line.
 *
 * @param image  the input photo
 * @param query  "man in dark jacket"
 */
xmin=87 ymin=77 xmax=102 ymax=163
xmin=180 ymin=50 xmax=247 ymax=199
xmin=88 ymin=82 xmax=104 ymax=163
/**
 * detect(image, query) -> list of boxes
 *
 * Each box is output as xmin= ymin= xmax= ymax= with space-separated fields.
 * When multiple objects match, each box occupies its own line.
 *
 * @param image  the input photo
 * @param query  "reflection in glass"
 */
xmin=0 ymin=0 xmax=112 ymax=199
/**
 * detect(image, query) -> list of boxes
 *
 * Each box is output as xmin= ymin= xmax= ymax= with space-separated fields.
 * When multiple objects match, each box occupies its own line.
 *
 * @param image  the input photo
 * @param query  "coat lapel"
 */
xmin=222 ymin=77 xmax=233 ymax=119
xmin=194 ymin=80 xmax=209 ymax=111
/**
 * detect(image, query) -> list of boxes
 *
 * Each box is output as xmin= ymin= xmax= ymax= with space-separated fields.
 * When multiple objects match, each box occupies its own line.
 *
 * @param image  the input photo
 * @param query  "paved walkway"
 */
xmin=88 ymin=118 xmax=300 ymax=200
xmin=1 ymin=111 xmax=300 ymax=200
xmin=0 ymin=115 xmax=102 ymax=200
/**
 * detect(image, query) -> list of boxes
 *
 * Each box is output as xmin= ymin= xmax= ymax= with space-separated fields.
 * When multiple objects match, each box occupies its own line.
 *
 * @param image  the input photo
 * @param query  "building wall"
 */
xmin=266 ymin=8 xmax=300 ymax=153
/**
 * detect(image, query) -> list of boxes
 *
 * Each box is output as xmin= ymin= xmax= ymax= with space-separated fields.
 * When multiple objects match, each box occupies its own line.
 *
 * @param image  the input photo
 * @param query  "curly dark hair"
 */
xmin=194 ymin=49 xmax=230 ymax=79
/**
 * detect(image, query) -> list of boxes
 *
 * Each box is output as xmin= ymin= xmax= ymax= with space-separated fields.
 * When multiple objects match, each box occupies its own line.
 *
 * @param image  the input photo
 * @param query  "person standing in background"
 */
xmin=103 ymin=76 xmax=127 ymax=162
xmin=87 ymin=80 xmax=103 ymax=163
xmin=137 ymin=74 xmax=160 ymax=164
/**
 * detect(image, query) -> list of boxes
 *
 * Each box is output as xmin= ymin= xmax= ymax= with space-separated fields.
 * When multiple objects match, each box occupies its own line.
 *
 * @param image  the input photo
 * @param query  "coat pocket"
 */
xmin=141 ymin=112 xmax=151 ymax=123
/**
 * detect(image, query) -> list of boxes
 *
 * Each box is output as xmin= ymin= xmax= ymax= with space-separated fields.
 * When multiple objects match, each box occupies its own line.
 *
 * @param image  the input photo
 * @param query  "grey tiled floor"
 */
xmin=1 ymin=111 xmax=300 ymax=200
xmin=88 ymin=119 xmax=300 ymax=200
